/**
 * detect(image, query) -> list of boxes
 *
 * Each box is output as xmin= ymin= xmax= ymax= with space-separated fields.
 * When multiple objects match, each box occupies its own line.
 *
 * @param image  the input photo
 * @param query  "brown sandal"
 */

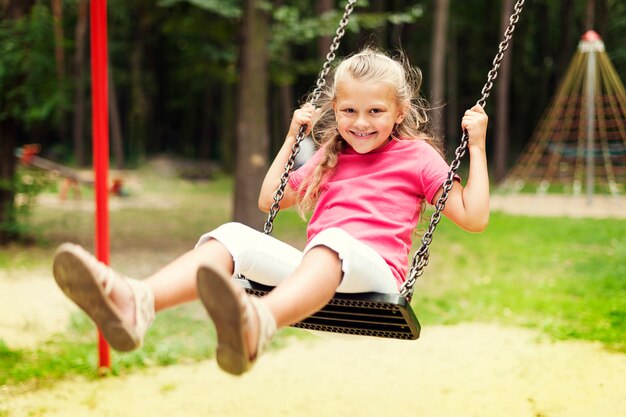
xmin=53 ymin=243 xmax=155 ymax=352
xmin=197 ymin=265 xmax=276 ymax=375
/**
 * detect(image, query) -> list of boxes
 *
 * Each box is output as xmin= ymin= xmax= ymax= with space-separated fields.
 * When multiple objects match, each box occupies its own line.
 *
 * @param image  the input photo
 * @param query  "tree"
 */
xmin=233 ymin=0 xmax=271 ymax=227
xmin=429 ymin=0 xmax=448 ymax=140
xmin=51 ymin=0 xmax=68 ymax=143
xmin=317 ymin=0 xmax=334 ymax=57
xmin=72 ymin=0 xmax=88 ymax=166
xmin=0 ymin=0 xmax=37 ymax=244
xmin=494 ymin=0 xmax=514 ymax=182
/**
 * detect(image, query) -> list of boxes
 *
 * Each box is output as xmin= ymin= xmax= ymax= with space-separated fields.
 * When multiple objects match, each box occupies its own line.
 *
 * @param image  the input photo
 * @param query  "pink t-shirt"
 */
xmin=289 ymin=138 xmax=456 ymax=287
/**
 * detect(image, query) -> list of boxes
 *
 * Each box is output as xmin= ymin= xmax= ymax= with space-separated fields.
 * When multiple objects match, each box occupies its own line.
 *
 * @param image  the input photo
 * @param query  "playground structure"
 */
xmin=15 ymin=144 xmax=125 ymax=200
xmin=501 ymin=30 xmax=626 ymax=202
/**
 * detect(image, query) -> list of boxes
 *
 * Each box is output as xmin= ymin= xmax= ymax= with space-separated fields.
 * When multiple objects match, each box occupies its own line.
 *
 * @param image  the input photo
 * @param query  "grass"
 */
xmin=0 ymin=169 xmax=624 ymax=388
xmin=414 ymin=212 xmax=626 ymax=351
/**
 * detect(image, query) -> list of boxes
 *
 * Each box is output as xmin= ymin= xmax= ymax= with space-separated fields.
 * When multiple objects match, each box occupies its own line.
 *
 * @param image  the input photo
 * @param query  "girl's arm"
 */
xmin=258 ymin=103 xmax=316 ymax=213
xmin=436 ymin=104 xmax=490 ymax=232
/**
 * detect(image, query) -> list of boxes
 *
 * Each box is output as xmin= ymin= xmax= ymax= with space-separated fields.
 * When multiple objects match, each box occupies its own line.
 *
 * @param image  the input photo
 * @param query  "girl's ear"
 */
xmin=395 ymin=101 xmax=410 ymax=124
xmin=395 ymin=108 xmax=406 ymax=124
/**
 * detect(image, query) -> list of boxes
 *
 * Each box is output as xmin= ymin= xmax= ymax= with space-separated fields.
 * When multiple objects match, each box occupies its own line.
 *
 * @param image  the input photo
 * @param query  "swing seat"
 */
xmin=235 ymin=277 xmax=420 ymax=340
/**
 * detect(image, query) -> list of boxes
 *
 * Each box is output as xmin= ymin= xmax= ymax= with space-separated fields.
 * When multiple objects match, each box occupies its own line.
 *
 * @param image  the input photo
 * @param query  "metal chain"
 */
xmin=263 ymin=0 xmax=357 ymax=235
xmin=400 ymin=0 xmax=526 ymax=300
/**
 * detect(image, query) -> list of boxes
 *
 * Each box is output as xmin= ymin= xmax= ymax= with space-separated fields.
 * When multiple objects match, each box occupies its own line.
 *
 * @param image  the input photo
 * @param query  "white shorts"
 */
xmin=195 ymin=222 xmax=399 ymax=294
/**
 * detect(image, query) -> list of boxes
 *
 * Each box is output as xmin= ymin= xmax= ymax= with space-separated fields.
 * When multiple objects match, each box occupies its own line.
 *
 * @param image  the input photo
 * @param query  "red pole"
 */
xmin=90 ymin=0 xmax=111 ymax=370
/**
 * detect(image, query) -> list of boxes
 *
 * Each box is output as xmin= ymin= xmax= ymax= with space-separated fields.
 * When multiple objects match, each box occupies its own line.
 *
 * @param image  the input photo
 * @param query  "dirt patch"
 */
xmin=3 ymin=324 xmax=625 ymax=417
xmin=0 ymin=268 xmax=75 ymax=348
xmin=490 ymin=193 xmax=625 ymax=218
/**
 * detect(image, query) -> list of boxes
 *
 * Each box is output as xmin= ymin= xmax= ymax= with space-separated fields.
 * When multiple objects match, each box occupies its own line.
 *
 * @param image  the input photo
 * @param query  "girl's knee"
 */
xmin=304 ymin=245 xmax=341 ymax=265
xmin=211 ymin=222 xmax=249 ymax=235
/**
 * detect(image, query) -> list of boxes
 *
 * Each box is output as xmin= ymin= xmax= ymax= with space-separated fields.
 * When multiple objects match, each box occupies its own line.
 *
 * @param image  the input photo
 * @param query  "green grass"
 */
xmin=0 ymin=171 xmax=624 ymax=388
xmin=414 ymin=212 xmax=626 ymax=351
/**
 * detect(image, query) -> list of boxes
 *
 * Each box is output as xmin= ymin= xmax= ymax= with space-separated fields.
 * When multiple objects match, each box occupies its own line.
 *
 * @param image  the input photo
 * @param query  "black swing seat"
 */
xmin=235 ymin=277 xmax=421 ymax=340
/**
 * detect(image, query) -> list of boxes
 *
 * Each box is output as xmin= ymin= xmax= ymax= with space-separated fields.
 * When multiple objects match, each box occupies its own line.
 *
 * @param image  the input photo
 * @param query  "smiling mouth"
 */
xmin=351 ymin=131 xmax=375 ymax=138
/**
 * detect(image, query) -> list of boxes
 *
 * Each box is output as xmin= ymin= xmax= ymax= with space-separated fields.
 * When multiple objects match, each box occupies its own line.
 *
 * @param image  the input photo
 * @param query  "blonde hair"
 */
xmin=297 ymin=47 xmax=442 ymax=217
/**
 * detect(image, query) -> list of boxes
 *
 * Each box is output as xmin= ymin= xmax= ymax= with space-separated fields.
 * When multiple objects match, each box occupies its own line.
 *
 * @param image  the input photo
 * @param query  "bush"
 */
xmin=0 ymin=167 xmax=56 ymax=243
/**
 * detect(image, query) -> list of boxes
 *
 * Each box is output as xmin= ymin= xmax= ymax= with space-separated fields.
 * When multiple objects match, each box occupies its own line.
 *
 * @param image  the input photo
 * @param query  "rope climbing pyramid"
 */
xmin=501 ymin=30 xmax=626 ymax=200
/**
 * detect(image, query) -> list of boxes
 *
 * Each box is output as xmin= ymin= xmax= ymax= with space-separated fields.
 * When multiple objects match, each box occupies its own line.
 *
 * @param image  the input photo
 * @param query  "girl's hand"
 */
xmin=287 ymin=103 xmax=317 ymax=140
xmin=461 ymin=104 xmax=488 ymax=151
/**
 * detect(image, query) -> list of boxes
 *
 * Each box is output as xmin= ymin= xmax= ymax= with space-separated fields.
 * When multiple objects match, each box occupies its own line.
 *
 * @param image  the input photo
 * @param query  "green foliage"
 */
xmin=159 ymin=0 xmax=242 ymax=18
xmin=0 ymin=4 xmax=69 ymax=126
xmin=1 ymin=0 xmax=624 ymax=166
xmin=606 ymin=0 xmax=626 ymax=68
xmin=268 ymin=1 xmax=426 ymax=93
xmin=0 ymin=167 xmax=55 ymax=242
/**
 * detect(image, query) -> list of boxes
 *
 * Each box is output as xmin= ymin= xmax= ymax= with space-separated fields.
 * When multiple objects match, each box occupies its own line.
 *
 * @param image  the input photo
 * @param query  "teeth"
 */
xmin=353 ymin=132 xmax=372 ymax=137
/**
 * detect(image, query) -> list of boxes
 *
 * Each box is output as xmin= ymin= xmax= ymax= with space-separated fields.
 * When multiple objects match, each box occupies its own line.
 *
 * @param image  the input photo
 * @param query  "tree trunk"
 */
xmin=233 ymin=0 xmax=270 ymax=227
xmin=51 ymin=0 xmax=68 ymax=144
xmin=317 ymin=0 xmax=333 ymax=58
xmin=585 ymin=0 xmax=595 ymax=30
xmin=429 ymin=0 xmax=449 ymax=141
xmin=556 ymin=0 xmax=575 ymax=79
xmin=0 ymin=120 xmax=18 ymax=244
xmin=72 ymin=0 xmax=88 ymax=166
xmin=200 ymin=87 xmax=215 ymax=160
xmin=595 ymin=0 xmax=607 ymax=37
xmin=0 ymin=0 xmax=35 ymax=244
xmin=275 ymin=0 xmax=294 ymax=145
xmin=445 ymin=19 xmax=458 ymax=156
xmin=279 ymin=85 xmax=293 ymax=140
xmin=220 ymin=82 xmax=236 ymax=172
xmin=129 ymin=3 xmax=150 ymax=163
xmin=109 ymin=69 xmax=125 ymax=169
xmin=494 ymin=0 xmax=514 ymax=182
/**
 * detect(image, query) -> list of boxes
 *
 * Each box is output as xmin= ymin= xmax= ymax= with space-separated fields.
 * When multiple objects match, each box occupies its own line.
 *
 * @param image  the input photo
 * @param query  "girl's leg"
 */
xmin=261 ymin=246 xmax=342 ymax=328
xmin=54 ymin=221 xmax=298 ymax=354
xmin=196 ymin=245 xmax=342 ymax=375
xmin=52 ymin=238 xmax=234 ymax=352
xmin=241 ymin=227 xmax=396 ymax=361
xmin=144 ymin=239 xmax=233 ymax=312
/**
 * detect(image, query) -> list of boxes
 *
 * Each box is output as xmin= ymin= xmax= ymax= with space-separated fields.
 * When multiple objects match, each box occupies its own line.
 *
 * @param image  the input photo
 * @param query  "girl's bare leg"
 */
xmin=112 ymin=239 xmax=233 ymax=325
xmin=245 ymin=246 xmax=342 ymax=356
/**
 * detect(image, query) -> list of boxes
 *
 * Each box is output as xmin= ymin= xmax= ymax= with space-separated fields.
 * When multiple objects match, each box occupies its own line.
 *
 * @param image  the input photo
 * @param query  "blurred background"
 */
xmin=1 ymin=0 xmax=625 ymax=239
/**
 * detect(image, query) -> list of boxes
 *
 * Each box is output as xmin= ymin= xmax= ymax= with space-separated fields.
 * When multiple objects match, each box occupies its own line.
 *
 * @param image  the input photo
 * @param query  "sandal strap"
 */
xmin=101 ymin=268 xmax=116 ymax=296
xmin=76 ymin=244 xmax=155 ymax=341
xmin=127 ymin=279 xmax=155 ymax=342
xmin=75 ymin=245 xmax=116 ymax=296
xmin=248 ymin=297 xmax=276 ymax=361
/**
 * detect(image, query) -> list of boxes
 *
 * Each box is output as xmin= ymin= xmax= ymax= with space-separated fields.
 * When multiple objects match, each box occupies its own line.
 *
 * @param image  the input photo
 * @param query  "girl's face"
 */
xmin=333 ymin=76 xmax=405 ymax=154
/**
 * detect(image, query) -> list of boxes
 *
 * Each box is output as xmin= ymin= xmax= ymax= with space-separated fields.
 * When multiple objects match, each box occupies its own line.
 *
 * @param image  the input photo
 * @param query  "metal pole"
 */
xmin=90 ymin=0 xmax=111 ymax=370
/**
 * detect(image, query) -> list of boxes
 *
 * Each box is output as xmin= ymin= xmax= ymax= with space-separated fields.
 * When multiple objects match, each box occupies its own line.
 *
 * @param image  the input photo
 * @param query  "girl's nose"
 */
xmin=354 ymin=115 xmax=368 ymax=129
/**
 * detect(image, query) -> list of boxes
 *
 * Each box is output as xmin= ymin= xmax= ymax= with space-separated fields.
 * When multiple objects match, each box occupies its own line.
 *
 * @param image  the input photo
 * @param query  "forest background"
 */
xmin=1 ymin=0 xmax=625 ymax=241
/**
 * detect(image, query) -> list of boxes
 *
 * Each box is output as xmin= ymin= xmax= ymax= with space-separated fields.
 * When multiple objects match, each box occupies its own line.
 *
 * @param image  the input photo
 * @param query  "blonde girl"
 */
xmin=53 ymin=47 xmax=489 ymax=376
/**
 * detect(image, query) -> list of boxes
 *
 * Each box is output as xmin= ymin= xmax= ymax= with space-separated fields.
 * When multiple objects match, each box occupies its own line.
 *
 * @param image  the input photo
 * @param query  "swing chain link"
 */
xmin=401 ymin=0 xmax=526 ymax=300
xmin=263 ymin=0 xmax=357 ymax=235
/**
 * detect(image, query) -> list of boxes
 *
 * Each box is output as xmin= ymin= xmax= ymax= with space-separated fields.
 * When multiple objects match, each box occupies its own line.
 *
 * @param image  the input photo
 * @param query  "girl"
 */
xmin=53 ymin=48 xmax=489 ymax=376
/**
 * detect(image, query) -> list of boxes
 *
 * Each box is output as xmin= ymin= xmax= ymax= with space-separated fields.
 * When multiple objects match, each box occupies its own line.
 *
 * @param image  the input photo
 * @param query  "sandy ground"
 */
xmin=1 ymin=193 xmax=625 ymax=416
xmin=490 ymin=193 xmax=625 ymax=219
xmin=2 ymin=324 xmax=626 ymax=417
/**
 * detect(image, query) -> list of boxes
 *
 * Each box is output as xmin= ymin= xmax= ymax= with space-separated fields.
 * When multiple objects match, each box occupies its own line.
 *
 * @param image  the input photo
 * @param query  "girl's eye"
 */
xmin=370 ymin=108 xmax=383 ymax=114
xmin=343 ymin=108 xmax=355 ymax=114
